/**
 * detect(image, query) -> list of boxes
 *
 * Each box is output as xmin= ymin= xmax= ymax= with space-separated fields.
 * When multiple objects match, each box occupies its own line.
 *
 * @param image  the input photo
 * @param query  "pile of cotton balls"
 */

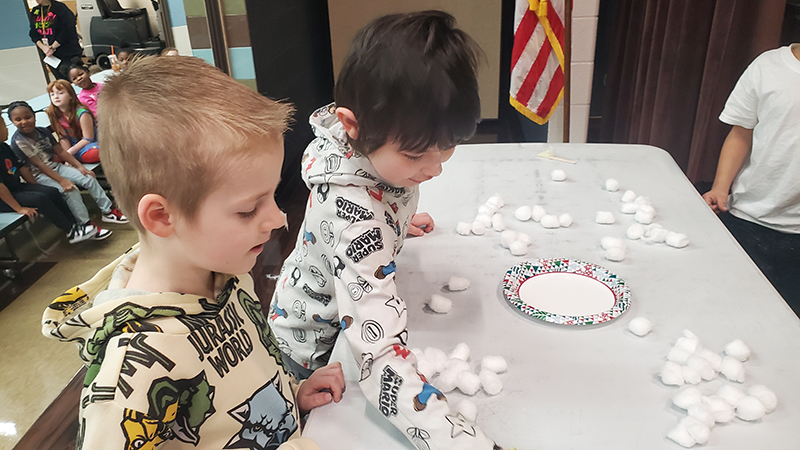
xmin=454 ymin=194 xmax=533 ymax=257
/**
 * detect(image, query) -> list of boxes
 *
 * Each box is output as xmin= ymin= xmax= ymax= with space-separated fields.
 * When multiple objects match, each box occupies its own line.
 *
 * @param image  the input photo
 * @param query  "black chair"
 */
xmin=96 ymin=0 xmax=147 ymax=20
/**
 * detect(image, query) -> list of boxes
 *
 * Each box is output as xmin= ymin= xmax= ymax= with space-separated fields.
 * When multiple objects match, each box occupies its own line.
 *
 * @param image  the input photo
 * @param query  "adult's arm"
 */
xmin=48 ymin=2 xmax=77 ymax=50
xmin=702 ymin=125 xmax=753 ymax=213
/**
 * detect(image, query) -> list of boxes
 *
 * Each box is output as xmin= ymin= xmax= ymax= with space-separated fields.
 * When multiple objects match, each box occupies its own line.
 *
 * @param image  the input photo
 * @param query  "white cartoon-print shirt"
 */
xmin=269 ymin=104 xmax=498 ymax=450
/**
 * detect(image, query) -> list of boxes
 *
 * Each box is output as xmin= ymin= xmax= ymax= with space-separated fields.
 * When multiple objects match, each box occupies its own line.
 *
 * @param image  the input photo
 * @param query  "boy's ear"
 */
xmin=137 ymin=194 xmax=175 ymax=238
xmin=335 ymin=107 xmax=359 ymax=140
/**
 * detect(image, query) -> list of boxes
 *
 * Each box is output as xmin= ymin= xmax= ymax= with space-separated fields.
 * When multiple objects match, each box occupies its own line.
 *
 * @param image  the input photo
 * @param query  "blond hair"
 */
xmin=98 ymin=56 xmax=294 ymax=231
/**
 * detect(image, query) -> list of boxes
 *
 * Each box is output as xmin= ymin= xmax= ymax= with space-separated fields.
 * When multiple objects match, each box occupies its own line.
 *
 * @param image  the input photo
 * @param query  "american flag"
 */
xmin=510 ymin=0 xmax=566 ymax=124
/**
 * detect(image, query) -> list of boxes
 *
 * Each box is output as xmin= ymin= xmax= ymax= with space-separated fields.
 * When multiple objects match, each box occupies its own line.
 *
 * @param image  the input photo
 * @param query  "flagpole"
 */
xmin=563 ymin=0 xmax=572 ymax=142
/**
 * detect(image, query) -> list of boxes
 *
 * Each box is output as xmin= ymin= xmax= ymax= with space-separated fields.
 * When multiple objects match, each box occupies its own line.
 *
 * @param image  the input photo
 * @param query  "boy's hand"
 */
xmin=296 ymin=362 xmax=345 ymax=416
xmin=16 ymin=207 xmax=38 ymax=218
xmin=702 ymin=189 xmax=728 ymax=213
xmin=79 ymin=166 xmax=96 ymax=178
xmin=59 ymin=179 xmax=76 ymax=191
xmin=408 ymin=212 xmax=435 ymax=236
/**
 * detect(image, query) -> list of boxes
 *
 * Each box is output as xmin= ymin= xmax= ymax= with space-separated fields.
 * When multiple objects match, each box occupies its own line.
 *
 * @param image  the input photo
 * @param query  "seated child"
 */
xmin=47 ymin=79 xmax=101 ymax=163
xmin=1 ymin=119 xmax=97 ymax=243
xmin=161 ymin=47 xmax=180 ymax=56
xmin=269 ymin=11 xmax=505 ymax=450
xmin=41 ymin=55 xmax=344 ymax=450
xmin=69 ymin=60 xmax=103 ymax=117
xmin=7 ymin=101 xmax=126 ymax=234
xmin=117 ymin=46 xmax=134 ymax=71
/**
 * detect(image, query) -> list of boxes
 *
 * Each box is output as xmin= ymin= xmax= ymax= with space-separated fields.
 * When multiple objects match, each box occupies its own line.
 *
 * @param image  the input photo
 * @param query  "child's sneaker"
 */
xmin=92 ymin=226 xmax=113 ymax=240
xmin=102 ymin=208 xmax=129 ymax=224
xmin=67 ymin=223 xmax=99 ymax=244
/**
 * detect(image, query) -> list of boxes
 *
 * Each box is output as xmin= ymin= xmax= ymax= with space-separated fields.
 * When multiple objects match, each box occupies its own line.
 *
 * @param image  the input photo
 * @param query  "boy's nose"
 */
xmin=260 ymin=201 xmax=287 ymax=234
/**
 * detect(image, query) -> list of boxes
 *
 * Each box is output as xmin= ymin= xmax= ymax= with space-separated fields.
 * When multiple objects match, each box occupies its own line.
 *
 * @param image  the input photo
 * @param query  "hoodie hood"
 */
xmin=302 ymin=103 xmax=414 ymax=199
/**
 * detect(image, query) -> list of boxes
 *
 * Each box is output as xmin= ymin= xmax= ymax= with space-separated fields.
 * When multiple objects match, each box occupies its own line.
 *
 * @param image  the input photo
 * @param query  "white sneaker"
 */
xmin=102 ymin=208 xmax=129 ymax=224
xmin=68 ymin=223 xmax=99 ymax=244
xmin=93 ymin=226 xmax=113 ymax=240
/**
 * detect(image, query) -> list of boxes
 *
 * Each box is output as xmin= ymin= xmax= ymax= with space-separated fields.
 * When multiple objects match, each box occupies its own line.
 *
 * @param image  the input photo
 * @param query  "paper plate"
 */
xmin=502 ymin=258 xmax=631 ymax=325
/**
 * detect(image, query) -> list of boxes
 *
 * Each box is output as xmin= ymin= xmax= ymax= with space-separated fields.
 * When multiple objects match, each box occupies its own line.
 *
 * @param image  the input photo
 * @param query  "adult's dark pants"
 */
xmin=719 ymin=212 xmax=800 ymax=317
xmin=0 ymin=184 xmax=75 ymax=233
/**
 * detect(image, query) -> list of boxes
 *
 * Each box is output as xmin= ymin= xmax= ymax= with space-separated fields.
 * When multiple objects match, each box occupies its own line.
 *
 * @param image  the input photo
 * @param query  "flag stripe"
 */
xmin=536 ymin=65 xmax=564 ymax=117
xmin=515 ymin=37 xmax=552 ymax=105
xmin=511 ymin=10 xmax=539 ymax=70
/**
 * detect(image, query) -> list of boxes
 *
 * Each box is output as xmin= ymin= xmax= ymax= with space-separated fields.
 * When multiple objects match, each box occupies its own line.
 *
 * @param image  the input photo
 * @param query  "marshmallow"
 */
xmin=456 ymin=400 xmax=478 ymax=422
xmin=672 ymin=386 xmax=703 ymax=410
xmin=450 ymin=343 xmax=471 ymax=361
xmin=514 ymin=205 xmax=532 ymax=221
xmin=491 ymin=213 xmax=505 ymax=232
xmin=634 ymin=209 xmax=655 ymax=224
xmin=595 ymin=211 xmax=616 ymax=224
xmin=551 ymin=169 xmax=566 ymax=181
xmin=628 ymin=317 xmax=652 ymax=336
xmin=666 ymin=232 xmax=690 ymax=248
xmin=716 ymin=384 xmax=746 ymax=408
xmin=456 ymin=371 xmax=482 ymax=396
xmin=724 ymin=339 xmax=751 ymax=362
xmin=428 ymin=294 xmax=453 ymax=314
xmin=682 ymin=365 xmax=702 ymax=385
xmin=621 ymin=202 xmax=640 ymax=214
xmin=471 ymin=221 xmax=486 ymax=235
xmin=486 ymin=194 xmax=504 ymax=209
xmin=509 ymin=240 xmax=528 ymax=256
xmin=605 ymin=247 xmax=626 ymax=262
xmin=475 ymin=213 xmax=492 ymax=227
xmin=456 ymin=222 xmax=472 ymax=236
xmin=702 ymin=395 xmax=735 ymax=423
xmin=540 ymin=214 xmax=561 ymax=229
xmin=447 ymin=276 xmax=470 ymax=291
xmin=600 ymin=236 xmax=625 ymax=250
xmin=660 ymin=361 xmax=684 ymax=386
xmin=605 ymin=178 xmax=620 ymax=192
xmin=531 ymin=205 xmax=547 ymax=222
xmin=479 ymin=369 xmax=503 ymax=395
xmin=736 ymin=396 xmax=767 ymax=421
xmin=621 ymin=190 xmax=636 ymax=203
xmin=480 ymin=355 xmax=508 ymax=373
xmin=748 ymin=385 xmax=777 ymax=413
xmin=626 ymin=223 xmax=645 ymax=240
xmin=558 ymin=213 xmax=573 ymax=227
xmin=500 ymin=230 xmax=518 ymax=248
xmin=719 ymin=356 xmax=745 ymax=382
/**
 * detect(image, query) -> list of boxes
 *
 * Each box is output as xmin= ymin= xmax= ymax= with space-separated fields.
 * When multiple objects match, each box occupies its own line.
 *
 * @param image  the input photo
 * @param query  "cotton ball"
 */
xmin=666 ymin=420 xmax=696 ymax=448
xmin=428 ymin=294 xmax=453 ymax=314
xmin=724 ymin=339 xmax=751 ymax=362
xmin=480 ymin=355 xmax=508 ymax=373
xmin=558 ymin=213 xmax=573 ymax=227
xmin=456 ymin=222 xmax=472 ymax=236
xmin=695 ymin=346 xmax=723 ymax=372
xmin=672 ymin=386 xmax=703 ymax=410
xmin=686 ymin=355 xmax=716 ymax=381
xmin=660 ymin=361 xmax=684 ymax=386
xmin=410 ymin=348 xmax=424 ymax=359
xmin=719 ymin=356 xmax=745 ymax=383
xmin=424 ymin=347 xmax=448 ymax=374
xmin=605 ymin=178 xmax=620 ymax=192
xmin=486 ymin=194 xmax=504 ymax=209
xmin=604 ymin=247 xmax=625 ymax=262
xmin=479 ymin=369 xmax=503 ymax=395
xmin=595 ymin=211 xmax=616 ymax=224
xmin=634 ymin=209 xmax=654 ymax=224
xmin=416 ymin=359 xmax=436 ymax=379
xmin=626 ymin=223 xmax=645 ymax=240
xmin=456 ymin=371 xmax=482 ymax=396
xmin=447 ymin=276 xmax=470 ymax=291
xmin=491 ymin=213 xmax=505 ymax=232
xmin=540 ymin=215 xmax=561 ymax=229
xmin=666 ymin=232 xmax=690 ymax=248
xmin=682 ymin=416 xmax=711 ymax=445
xmin=621 ymin=190 xmax=636 ymax=203
xmin=514 ymin=205 xmax=532 ymax=221
xmin=449 ymin=342 xmax=471 ymax=361
xmin=516 ymin=232 xmax=531 ymax=246
xmin=736 ymin=396 xmax=767 ymax=421
xmin=509 ymin=240 xmax=528 ymax=256
xmin=471 ymin=221 xmax=486 ymax=236
xmin=634 ymin=195 xmax=651 ymax=205
xmin=688 ymin=403 xmax=716 ymax=429
xmin=638 ymin=204 xmax=655 ymax=215
xmin=551 ymin=169 xmax=566 ymax=181
xmin=748 ymin=385 xmax=777 ymax=413
xmin=475 ymin=213 xmax=492 ymax=227
xmin=600 ymin=236 xmax=625 ymax=250
xmin=716 ymin=384 xmax=746 ymax=408
xmin=456 ymin=400 xmax=478 ymax=422
xmin=702 ymin=395 xmax=735 ymax=423
xmin=477 ymin=204 xmax=495 ymax=216
xmin=682 ymin=365 xmax=702 ymax=385
xmin=621 ymin=202 xmax=640 ymax=214
xmin=666 ymin=346 xmax=692 ymax=365
xmin=643 ymin=226 xmax=669 ymax=244
xmin=628 ymin=317 xmax=652 ymax=336
xmin=500 ymin=230 xmax=518 ymax=248
xmin=531 ymin=205 xmax=546 ymax=222
xmin=444 ymin=358 xmax=471 ymax=374
xmin=675 ymin=333 xmax=699 ymax=354
xmin=435 ymin=368 xmax=460 ymax=393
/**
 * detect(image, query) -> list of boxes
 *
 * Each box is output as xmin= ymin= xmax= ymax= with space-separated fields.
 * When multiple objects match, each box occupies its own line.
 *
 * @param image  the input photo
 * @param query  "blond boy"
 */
xmin=41 ymin=56 xmax=343 ymax=450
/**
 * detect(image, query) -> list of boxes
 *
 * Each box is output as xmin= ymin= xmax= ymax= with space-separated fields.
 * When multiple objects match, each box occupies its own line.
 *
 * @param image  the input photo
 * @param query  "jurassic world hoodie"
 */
xmin=42 ymin=245 xmax=320 ymax=450
xmin=269 ymin=104 xmax=497 ymax=450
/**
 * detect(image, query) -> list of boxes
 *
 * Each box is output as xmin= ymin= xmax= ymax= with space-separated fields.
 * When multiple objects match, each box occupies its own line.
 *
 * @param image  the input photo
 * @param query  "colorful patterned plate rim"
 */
xmin=502 ymin=258 xmax=631 ymax=326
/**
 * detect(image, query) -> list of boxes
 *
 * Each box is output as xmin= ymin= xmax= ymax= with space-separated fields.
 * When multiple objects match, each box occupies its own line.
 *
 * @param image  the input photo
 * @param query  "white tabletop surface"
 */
xmin=303 ymin=143 xmax=800 ymax=450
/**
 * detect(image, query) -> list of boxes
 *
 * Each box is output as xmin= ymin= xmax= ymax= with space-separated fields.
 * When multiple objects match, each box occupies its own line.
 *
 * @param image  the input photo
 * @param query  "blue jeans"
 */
xmin=34 ymin=164 xmax=112 ymax=224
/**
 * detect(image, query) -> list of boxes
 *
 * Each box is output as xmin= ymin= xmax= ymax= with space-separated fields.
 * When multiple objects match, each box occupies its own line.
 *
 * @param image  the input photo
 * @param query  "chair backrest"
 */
xmin=96 ymin=0 xmax=145 ymax=19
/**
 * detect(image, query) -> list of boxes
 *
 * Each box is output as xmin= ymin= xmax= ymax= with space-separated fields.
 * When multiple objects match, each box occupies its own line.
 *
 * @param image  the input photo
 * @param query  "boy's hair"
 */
xmin=334 ymin=10 xmax=482 ymax=155
xmin=6 ymin=101 xmax=34 ymax=119
xmin=98 ymin=56 xmax=294 ymax=231
xmin=46 ymin=79 xmax=88 ymax=139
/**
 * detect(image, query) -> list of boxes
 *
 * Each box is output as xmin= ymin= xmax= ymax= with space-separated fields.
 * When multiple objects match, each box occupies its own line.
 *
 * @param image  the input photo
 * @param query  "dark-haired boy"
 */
xmin=269 ymin=10 xmax=504 ymax=450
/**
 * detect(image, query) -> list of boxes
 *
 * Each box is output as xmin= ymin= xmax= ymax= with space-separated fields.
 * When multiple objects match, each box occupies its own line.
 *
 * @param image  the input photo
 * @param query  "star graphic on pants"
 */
xmin=445 ymin=413 xmax=476 ymax=438
xmin=384 ymin=296 xmax=407 ymax=317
